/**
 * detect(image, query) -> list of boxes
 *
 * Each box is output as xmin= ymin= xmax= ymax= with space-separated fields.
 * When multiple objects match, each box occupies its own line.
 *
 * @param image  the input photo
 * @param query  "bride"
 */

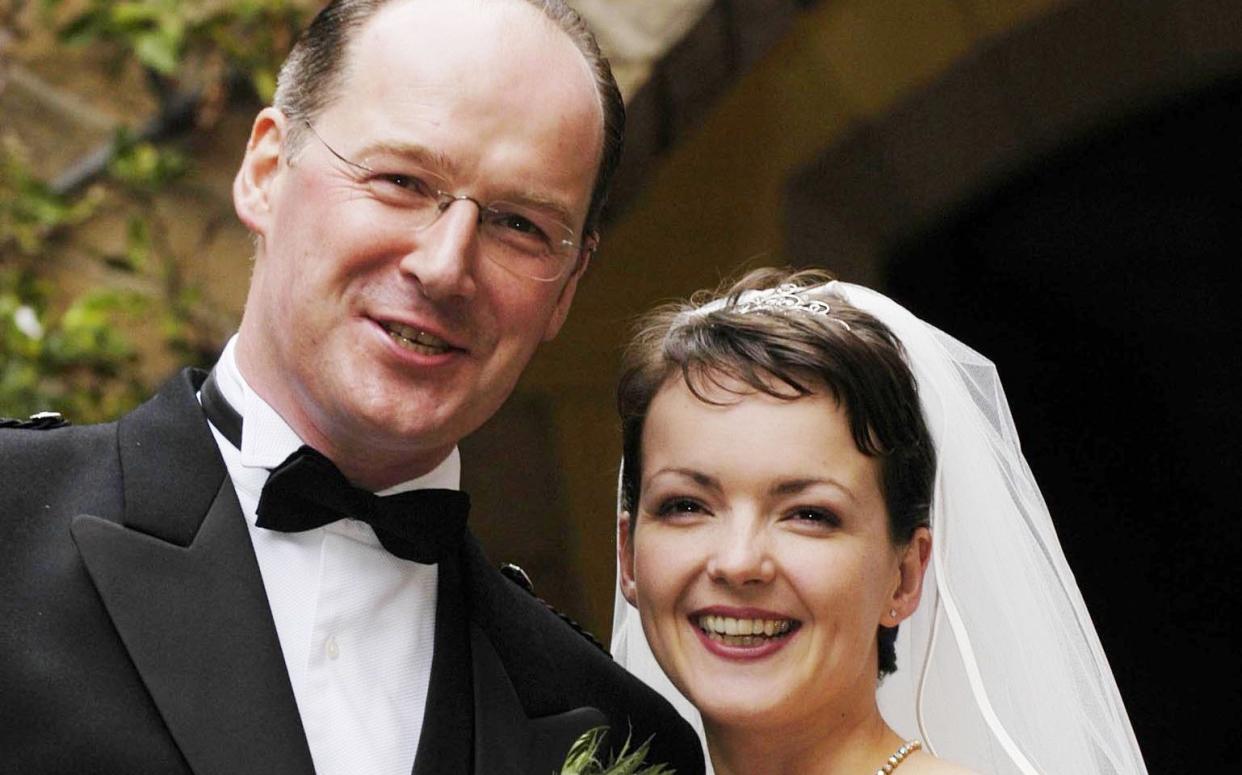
xmin=611 ymin=268 xmax=1146 ymax=774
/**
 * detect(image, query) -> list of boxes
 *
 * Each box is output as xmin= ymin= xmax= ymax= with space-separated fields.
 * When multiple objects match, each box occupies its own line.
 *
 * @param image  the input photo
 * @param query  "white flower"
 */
xmin=13 ymin=305 xmax=44 ymax=340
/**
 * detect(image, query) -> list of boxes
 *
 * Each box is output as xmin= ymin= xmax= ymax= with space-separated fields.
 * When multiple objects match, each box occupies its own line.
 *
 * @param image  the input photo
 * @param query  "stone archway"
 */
xmin=785 ymin=0 xmax=1241 ymax=286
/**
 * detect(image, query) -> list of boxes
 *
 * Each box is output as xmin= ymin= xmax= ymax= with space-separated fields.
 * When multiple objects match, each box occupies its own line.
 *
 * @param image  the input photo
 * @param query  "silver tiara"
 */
xmin=674 ymin=282 xmax=851 ymax=330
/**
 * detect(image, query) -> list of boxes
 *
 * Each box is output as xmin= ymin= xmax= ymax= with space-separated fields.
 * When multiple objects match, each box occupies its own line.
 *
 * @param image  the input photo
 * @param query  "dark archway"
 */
xmin=885 ymin=75 xmax=1242 ymax=772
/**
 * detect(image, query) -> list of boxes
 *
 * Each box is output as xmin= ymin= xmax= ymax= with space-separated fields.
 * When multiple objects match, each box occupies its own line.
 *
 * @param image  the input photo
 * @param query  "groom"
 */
xmin=0 ymin=1 xmax=703 ymax=773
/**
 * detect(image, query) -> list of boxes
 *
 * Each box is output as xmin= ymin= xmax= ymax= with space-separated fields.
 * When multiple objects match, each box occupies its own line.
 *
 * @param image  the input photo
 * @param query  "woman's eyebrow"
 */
xmin=645 ymin=467 xmax=721 ymax=493
xmin=770 ymin=477 xmax=857 ymax=503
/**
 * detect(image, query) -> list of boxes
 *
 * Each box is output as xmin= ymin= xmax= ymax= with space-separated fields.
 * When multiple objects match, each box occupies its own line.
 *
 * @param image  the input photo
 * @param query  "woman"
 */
xmin=611 ymin=269 xmax=1146 ymax=774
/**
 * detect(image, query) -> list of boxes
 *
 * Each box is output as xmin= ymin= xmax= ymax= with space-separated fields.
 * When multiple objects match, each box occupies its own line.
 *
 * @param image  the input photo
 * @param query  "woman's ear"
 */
xmin=233 ymin=107 xmax=288 ymax=239
xmin=888 ymin=526 xmax=932 ymax=624
xmin=618 ymin=511 xmax=638 ymax=607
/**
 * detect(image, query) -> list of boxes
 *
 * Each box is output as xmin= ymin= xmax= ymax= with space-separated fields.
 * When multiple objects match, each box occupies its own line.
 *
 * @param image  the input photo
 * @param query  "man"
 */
xmin=0 ymin=1 xmax=704 ymax=773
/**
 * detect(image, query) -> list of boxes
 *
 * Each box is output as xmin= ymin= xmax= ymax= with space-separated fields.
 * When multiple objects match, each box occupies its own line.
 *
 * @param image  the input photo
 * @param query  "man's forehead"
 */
xmin=349 ymin=0 xmax=562 ymax=66
xmin=334 ymin=4 xmax=599 ymax=132
xmin=338 ymin=0 xmax=597 ymax=118
xmin=309 ymin=0 xmax=603 ymax=226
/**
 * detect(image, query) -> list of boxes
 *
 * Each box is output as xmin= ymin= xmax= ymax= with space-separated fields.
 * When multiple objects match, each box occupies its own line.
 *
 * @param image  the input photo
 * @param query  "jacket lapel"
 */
xmin=412 ymin=554 xmax=474 ymax=774
xmin=71 ymin=370 xmax=314 ymax=775
xmin=460 ymin=538 xmax=608 ymax=775
xmin=470 ymin=623 xmax=607 ymax=774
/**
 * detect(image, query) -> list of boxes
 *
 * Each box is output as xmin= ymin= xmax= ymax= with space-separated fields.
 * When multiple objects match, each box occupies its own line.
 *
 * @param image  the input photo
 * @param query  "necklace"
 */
xmin=872 ymin=739 xmax=922 ymax=774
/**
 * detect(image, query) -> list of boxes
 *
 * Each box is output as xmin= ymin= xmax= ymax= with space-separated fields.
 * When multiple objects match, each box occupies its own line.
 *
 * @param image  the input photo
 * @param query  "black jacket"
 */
xmin=0 ymin=370 xmax=703 ymax=775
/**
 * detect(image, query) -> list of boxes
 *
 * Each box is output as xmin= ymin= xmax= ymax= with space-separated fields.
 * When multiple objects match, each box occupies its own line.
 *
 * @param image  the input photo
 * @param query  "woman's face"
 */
xmin=619 ymin=375 xmax=923 ymax=735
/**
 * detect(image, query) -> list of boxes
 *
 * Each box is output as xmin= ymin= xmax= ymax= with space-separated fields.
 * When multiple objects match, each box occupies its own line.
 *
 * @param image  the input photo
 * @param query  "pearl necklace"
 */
xmin=873 ymin=739 xmax=922 ymax=774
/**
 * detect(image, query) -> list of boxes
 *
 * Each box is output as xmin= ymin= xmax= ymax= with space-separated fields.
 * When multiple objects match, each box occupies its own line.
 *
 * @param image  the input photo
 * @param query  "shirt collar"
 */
xmin=213 ymin=334 xmax=461 ymax=494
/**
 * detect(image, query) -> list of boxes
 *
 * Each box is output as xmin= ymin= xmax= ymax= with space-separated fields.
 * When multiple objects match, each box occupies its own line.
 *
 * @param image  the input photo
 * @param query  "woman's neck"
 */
xmin=704 ymin=701 xmax=904 ymax=775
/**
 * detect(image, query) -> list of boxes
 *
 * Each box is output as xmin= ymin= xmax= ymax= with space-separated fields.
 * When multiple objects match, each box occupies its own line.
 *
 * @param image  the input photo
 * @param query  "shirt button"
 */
xmin=326 ymin=635 xmax=340 ymax=660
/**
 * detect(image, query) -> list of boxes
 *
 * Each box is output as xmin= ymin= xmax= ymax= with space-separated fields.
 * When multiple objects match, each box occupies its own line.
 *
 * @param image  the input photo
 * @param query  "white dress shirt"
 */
xmin=202 ymin=336 xmax=457 ymax=775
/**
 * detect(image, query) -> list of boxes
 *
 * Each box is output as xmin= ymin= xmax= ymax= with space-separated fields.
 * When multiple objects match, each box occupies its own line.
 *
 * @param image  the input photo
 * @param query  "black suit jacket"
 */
xmin=0 ymin=370 xmax=703 ymax=775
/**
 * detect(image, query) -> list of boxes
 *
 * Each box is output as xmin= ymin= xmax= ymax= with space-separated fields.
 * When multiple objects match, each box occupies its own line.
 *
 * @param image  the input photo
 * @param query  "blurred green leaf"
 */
xmin=133 ymin=29 xmax=181 ymax=74
xmin=251 ymin=67 xmax=277 ymax=103
xmin=1 ymin=139 xmax=104 ymax=256
xmin=107 ymin=132 xmax=188 ymax=190
xmin=110 ymin=2 xmax=164 ymax=27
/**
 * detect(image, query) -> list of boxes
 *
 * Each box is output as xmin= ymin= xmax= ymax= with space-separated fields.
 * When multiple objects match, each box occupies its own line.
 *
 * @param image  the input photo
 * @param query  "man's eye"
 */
xmin=495 ymin=213 xmax=550 ymax=241
xmin=377 ymin=173 xmax=435 ymax=197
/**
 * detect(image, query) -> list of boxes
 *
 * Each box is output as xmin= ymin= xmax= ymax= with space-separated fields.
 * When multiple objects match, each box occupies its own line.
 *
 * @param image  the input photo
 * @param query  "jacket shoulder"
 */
xmin=497 ymin=562 xmax=609 ymax=654
xmin=0 ymin=413 xmax=123 ymax=547
xmin=0 ymin=414 xmax=118 ymax=491
xmin=0 ymin=411 xmax=72 ymax=431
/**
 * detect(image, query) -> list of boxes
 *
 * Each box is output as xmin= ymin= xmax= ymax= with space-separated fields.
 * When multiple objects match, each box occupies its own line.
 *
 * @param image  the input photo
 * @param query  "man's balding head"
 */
xmin=273 ymin=0 xmax=624 ymax=239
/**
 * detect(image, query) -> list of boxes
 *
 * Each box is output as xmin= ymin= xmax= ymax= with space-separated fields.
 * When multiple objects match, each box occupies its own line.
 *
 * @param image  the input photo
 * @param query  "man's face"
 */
xmin=234 ymin=0 xmax=603 ymax=482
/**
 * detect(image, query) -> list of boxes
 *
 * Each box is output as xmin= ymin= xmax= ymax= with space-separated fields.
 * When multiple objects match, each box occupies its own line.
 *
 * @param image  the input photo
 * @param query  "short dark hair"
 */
xmin=616 ymin=267 xmax=936 ymax=676
xmin=273 ymin=0 xmax=625 ymax=238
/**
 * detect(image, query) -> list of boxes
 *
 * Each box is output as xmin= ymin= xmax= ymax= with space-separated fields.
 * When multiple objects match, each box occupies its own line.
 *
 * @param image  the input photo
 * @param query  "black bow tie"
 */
xmin=256 ymin=446 xmax=469 ymax=564
xmin=199 ymin=369 xmax=469 ymax=564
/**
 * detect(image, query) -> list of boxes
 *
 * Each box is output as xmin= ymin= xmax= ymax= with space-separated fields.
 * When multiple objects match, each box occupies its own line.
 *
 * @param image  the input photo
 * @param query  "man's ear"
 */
xmin=542 ymin=234 xmax=596 ymax=341
xmin=233 ymin=107 xmax=289 ymax=239
xmin=617 ymin=510 xmax=638 ymax=607
xmin=888 ymin=526 xmax=932 ymax=624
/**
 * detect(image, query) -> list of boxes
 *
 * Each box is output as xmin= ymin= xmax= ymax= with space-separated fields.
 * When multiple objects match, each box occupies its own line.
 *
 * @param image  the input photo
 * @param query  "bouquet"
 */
xmin=559 ymin=727 xmax=674 ymax=775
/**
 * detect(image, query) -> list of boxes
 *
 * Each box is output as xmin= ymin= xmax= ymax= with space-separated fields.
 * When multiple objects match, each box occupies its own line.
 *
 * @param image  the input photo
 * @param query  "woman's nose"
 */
xmin=705 ymin=521 xmax=775 ymax=587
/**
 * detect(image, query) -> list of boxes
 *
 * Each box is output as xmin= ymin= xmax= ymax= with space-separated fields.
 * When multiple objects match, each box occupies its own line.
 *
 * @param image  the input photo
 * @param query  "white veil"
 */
xmin=610 ymin=281 xmax=1147 ymax=774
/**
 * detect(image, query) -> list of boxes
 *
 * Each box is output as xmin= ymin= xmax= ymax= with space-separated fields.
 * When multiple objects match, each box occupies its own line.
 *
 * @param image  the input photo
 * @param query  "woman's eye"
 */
xmin=655 ymin=497 xmax=707 ymax=517
xmin=788 ymin=507 xmax=840 ymax=527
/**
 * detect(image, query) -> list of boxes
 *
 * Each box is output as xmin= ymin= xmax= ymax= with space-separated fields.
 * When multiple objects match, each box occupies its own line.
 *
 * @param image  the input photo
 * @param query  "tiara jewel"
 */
xmin=670 ymin=280 xmax=851 ymax=333
xmin=735 ymin=283 xmax=834 ymax=317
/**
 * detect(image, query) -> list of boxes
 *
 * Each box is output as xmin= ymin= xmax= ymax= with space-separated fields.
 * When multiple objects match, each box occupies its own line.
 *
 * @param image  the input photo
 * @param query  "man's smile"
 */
xmin=380 ymin=319 xmax=461 ymax=356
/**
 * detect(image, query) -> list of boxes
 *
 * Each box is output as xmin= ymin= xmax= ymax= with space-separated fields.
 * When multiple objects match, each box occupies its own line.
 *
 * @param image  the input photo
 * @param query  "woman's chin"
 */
xmin=681 ymin=671 xmax=800 ymax=732
xmin=693 ymin=693 xmax=792 ymax=734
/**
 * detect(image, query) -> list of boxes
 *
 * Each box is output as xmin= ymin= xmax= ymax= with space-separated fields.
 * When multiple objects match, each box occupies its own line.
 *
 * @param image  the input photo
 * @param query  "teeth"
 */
xmin=695 ymin=615 xmax=793 ymax=641
xmin=383 ymin=322 xmax=451 ymax=353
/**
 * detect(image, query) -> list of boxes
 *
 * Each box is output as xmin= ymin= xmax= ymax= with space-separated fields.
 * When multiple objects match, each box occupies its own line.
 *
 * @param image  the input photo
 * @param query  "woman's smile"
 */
xmin=690 ymin=608 xmax=801 ymax=658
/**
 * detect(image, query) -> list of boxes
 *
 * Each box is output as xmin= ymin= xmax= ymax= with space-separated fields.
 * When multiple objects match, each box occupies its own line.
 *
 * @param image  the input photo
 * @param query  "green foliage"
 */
xmin=0 ymin=268 xmax=148 ymax=422
xmin=59 ymin=0 xmax=188 ymax=75
xmin=1 ymin=0 xmax=309 ymax=421
xmin=108 ymin=129 xmax=188 ymax=193
xmin=0 ymin=141 xmax=142 ymax=421
xmin=49 ymin=0 xmax=306 ymax=100
xmin=0 ymin=137 xmax=104 ymax=257
xmin=0 ymin=134 xmax=173 ymax=421
xmin=560 ymin=727 xmax=675 ymax=775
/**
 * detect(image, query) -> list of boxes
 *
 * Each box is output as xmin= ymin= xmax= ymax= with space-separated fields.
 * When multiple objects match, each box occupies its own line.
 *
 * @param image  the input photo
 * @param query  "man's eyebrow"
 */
xmin=770 ymin=477 xmax=858 ymax=503
xmin=351 ymin=140 xmax=462 ymax=180
xmin=501 ymin=189 xmax=580 ymax=231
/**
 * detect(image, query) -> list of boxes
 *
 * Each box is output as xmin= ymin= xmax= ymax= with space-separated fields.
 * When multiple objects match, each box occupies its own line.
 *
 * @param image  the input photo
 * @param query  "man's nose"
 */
xmin=399 ymin=198 xmax=480 ymax=301
xmin=705 ymin=520 xmax=775 ymax=587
